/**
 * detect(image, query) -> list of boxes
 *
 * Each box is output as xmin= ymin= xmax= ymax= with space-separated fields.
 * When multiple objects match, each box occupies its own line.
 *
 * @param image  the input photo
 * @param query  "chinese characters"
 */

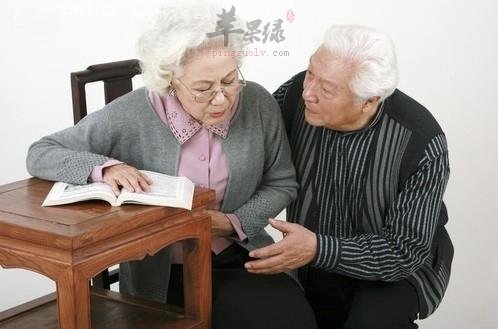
xmin=206 ymin=6 xmax=288 ymax=46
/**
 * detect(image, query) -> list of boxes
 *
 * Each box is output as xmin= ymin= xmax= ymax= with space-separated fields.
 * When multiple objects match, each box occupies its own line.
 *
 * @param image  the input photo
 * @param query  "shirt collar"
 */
xmin=150 ymin=91 xmax=238 ymax=144
xmin=340 ymin=100 xmax=385 ymax=136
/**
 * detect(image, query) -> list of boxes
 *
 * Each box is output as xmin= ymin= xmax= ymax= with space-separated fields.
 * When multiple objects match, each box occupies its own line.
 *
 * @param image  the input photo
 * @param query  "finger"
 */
xmin=245 ymin=255 xmax=284 ymax=270
xmin=116 ymin=176 xmax=135 ymax=193
xmin=205 ymin=210 xmax=217 ymax=220
xmin=246 ymin=267 xmax=282 ymax=275
xmin=249 ymin=243 xmax=283 ymax=259
xmin=120 ymin=166 xmax=148 ymax=192
xmin=141 ymin=173 xmax=154 ymax=185
xmin=269 ymin=219 xmax=294 ymax=234
xmin=245 ymin=258 xmax=287 ymax=274
xmin=128 ymin=174 xmax=146 ymax=193
xmin=138 ymin=177 xmax=151 ymax=192
xmin=206 ymin=210 xmax=224 ymax=222
xmin=138 ymin=173 xmax=153 ymax=192
xmin=107 ymin=180 xmax=121 ymax=196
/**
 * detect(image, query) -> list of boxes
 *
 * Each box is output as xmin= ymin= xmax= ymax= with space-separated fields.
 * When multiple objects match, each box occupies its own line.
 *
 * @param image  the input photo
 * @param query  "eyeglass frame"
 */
xmin=173 ymin=66 xmax=246 ymax=103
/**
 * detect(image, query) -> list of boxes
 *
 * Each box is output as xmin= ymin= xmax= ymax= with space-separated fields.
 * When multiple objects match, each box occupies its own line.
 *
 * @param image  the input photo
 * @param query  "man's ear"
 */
xmin=361 ymin=96 xmax=381 ymax=113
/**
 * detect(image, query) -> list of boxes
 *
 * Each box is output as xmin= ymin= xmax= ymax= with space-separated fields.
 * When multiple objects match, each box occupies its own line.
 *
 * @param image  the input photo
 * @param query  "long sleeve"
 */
xmin=314 ymin=135 xmax=450 ymax=281
xmin=226 ymin=84 xmax=298 ymax=240
xmin=26 ymin=108 xmax=116 ymax=184
xmin=232 ymin=107 xmax=298 ymax=239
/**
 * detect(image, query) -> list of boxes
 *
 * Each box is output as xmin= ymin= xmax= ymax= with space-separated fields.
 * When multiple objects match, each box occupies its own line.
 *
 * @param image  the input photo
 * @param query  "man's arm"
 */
xmin=247 ymin=135 xmax=450 ymax=281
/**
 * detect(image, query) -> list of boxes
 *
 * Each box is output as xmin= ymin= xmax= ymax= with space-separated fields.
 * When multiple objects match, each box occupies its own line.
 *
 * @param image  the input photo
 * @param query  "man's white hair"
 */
xmin=323 ymin=25 xmax=398 ymax=102
xmin=137 ymin=1 xmax=245 ymax=95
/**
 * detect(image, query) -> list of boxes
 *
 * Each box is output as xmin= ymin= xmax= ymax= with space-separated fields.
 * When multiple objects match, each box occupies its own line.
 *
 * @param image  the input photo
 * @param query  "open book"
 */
xmin=42 ymin=170 xmax=195 ymax=210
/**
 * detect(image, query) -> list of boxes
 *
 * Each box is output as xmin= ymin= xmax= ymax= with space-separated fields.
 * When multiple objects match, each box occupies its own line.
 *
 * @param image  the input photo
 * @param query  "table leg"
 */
xmin=183 ymin=231 xmax=211 ymax=328
xmin=56 ymin=268 xmax=91 ymax=329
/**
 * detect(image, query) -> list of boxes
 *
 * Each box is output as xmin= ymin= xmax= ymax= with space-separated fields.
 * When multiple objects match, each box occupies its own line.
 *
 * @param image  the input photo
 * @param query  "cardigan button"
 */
xmin=199 ymin=155 xmax=206 ymax=161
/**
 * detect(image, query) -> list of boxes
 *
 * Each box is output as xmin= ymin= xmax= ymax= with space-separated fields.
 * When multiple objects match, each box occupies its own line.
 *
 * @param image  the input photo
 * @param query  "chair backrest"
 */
xmin=70 ymin=59 xmax=141 ymax=289
xmin=70 ymin=59 xmax=141 ymax=124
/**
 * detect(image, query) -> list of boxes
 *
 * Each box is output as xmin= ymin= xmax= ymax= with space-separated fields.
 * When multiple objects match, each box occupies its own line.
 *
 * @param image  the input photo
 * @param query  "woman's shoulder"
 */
xmin=242 ymin=81 xmax=272 ymax=98
xmin=240 ymin=81 xmax=279 ymax=114
xmin=103 ymin=87 xmax=149 ymax=113
xmin=98 ymin=87 xmax=159 ymax=126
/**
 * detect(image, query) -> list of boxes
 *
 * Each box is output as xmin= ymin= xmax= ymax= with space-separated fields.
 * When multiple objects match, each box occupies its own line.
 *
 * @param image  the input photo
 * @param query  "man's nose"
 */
xmin=302 ymin=81 xmax=319 ymax=103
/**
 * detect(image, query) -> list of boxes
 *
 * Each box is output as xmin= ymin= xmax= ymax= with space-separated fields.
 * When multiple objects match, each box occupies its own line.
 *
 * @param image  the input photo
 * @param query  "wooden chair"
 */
xmin=71 ymin=59 xmax=141 ymax=124
xmin=70 ymin=59 xmax=141 ymax=289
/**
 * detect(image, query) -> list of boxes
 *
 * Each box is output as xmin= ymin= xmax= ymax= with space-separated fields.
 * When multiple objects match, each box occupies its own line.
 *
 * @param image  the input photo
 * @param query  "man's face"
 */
xmin=302 ymin=46 xmax=366 ymax=131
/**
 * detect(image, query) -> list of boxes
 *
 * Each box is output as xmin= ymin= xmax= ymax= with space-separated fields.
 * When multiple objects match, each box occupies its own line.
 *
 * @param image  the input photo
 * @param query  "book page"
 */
xmin=60 ymin=182 xmax=115 ymax=198
xmin=117 ymin=170 xmax=194 ymax=209
xmin=42 ymin=182 xmax=117 ymax=206
xmin=140 ymin=171 xmax=182 ymax=198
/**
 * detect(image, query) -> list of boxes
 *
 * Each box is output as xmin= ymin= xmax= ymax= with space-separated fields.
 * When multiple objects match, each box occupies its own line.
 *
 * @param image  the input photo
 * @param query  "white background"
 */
xmin=1 ymin=0 xmax=497 ymax=328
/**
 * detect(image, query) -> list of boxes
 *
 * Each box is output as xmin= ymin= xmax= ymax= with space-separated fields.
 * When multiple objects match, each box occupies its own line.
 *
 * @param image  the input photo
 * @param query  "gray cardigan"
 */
xmin=26 ymin=82 xmax=298 ymax=303
xmin=27 ymin=81 xmax=297 ymax=247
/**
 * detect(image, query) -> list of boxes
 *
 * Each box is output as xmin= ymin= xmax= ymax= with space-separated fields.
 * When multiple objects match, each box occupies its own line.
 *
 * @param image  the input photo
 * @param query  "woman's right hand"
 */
xmin=102 ymin=164 xmax=153 ymax=196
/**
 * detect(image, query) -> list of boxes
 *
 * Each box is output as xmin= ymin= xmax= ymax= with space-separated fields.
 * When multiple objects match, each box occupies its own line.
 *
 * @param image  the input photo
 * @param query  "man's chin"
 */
xmin=304 ymin=108 xmax=323 ymax=127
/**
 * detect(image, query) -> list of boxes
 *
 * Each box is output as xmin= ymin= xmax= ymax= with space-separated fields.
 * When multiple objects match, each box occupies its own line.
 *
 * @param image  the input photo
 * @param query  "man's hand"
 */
xmin=206 ymin=210 xmax=235 ymax=237
xmin=102 ymin=164 xmax=153 ymax=196
xmin=244 ymin=219 xmax=317 ymax=274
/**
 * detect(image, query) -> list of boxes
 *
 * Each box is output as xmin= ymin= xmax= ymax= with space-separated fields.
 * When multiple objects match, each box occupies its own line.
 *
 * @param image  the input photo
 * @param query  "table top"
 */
xmin=0 ymin=178 xmax=215 ymax=251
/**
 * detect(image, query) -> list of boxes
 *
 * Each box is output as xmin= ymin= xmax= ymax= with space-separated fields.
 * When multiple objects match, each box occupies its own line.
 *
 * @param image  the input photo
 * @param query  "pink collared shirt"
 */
xmin=90 ymin=90 xmax=247 ymax=261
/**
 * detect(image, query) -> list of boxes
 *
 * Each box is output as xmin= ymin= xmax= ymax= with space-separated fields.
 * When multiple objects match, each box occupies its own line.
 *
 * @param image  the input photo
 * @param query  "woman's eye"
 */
xmin=222 ymin=79 xmax=235 ymax=85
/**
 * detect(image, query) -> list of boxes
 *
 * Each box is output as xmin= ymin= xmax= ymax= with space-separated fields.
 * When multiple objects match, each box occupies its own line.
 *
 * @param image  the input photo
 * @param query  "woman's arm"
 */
xmin=231 ymin=87 xmax=299 ymax=239
xmin=26 ymin=108 xmax=116 ymax=184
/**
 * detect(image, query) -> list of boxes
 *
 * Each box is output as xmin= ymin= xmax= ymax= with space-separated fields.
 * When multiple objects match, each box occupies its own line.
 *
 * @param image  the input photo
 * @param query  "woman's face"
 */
xmin=173 ymin=48 xmax=241 ymax=126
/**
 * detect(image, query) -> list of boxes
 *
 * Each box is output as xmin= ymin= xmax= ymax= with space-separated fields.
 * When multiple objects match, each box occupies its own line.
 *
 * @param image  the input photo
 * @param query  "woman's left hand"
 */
xmin=205 ymin=210 xmax=234 ymax=237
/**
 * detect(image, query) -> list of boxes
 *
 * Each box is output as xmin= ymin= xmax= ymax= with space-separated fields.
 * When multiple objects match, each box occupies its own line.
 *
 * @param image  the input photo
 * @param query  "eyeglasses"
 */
xmin=175 ymin=67 xmax=246 ymax=103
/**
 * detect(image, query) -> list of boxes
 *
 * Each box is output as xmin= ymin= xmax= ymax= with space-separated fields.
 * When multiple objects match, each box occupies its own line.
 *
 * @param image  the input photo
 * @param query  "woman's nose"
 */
xmin=211 ymin=89 xmax=227 ymax=105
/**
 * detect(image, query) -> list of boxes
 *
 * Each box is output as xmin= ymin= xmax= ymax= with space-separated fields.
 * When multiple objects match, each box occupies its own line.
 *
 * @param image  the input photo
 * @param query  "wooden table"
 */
xmin=0 ymin=178 xmax=214 ymax=329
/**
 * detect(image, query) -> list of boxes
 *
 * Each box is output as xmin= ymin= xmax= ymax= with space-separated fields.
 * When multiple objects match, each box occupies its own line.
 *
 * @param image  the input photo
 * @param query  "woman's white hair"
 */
xmin=323 ymin=25 xmax=398 ymax=102
xmin=137 ymin=1 xmax=245 ymax=95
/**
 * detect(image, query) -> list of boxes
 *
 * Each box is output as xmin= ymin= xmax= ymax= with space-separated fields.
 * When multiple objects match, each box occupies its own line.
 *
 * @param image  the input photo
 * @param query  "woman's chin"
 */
xmin=204 ymin=111 xmax=229 ymax=125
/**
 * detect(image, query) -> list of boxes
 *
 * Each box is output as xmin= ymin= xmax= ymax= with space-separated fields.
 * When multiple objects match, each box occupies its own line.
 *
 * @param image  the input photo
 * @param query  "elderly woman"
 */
xmin=26 ymin=2 xmax=317 ymax=329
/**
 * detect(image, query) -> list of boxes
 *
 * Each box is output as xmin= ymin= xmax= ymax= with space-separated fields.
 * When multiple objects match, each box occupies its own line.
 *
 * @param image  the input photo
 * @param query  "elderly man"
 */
xmin=245 ymin=25 xmax=454 ymax=329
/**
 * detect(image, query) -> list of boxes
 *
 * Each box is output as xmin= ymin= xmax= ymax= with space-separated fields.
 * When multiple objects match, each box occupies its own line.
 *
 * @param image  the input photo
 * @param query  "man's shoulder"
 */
xmin=290 ymin=70 xmax=307 ymax=85
xmin=284 ymin=71 xmax=306 ymax=95
xmin=383 ymin=89 xmax=444 ymax=139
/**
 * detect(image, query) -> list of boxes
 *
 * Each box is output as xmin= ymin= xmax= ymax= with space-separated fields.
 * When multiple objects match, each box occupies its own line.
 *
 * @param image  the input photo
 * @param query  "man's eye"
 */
xmin=322 ymin=88 xmax=334 ymax=97
xmin=222 ymin=79 xmax=236 ymax=85
xmin=195 ymin=88 xmax=210 ymax=93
